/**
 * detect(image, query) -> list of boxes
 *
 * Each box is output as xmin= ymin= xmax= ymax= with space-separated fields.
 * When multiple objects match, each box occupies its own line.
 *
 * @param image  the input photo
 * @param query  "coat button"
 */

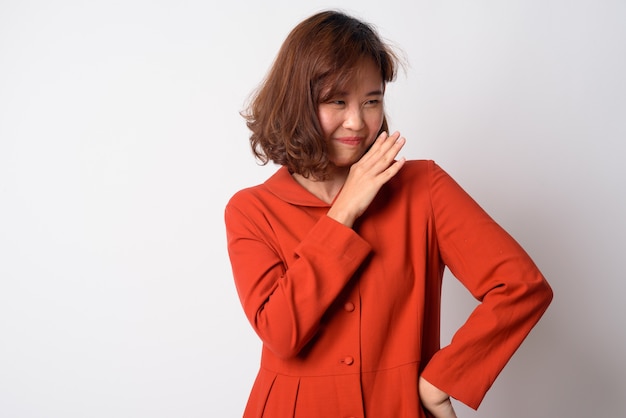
xmin=344 ymin=302 xmax=355 ymax=312
xmin=343 ymin=356 xmax=354 ymax=365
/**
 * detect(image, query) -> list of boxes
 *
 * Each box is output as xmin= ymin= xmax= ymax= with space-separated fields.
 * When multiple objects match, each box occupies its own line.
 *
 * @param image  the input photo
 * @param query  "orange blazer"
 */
xmin=225 ymin=160 xmax=552 ymax=417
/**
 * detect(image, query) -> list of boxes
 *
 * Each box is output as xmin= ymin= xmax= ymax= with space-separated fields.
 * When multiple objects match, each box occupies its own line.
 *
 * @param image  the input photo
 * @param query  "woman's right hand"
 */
xmin=327 ymin=131 xmax=406 ymax=227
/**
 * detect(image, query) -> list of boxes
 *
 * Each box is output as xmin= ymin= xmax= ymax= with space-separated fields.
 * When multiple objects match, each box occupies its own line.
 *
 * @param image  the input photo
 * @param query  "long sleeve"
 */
xmin=225 ymin=194 xmax=371 ymax=359
xmin=420 ymin=162 xmax=553 ymax=409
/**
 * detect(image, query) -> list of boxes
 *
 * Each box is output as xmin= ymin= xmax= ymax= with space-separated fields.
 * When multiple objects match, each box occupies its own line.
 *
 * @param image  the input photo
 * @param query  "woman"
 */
xmin=225 ymin=10 xmax=552 ymax=418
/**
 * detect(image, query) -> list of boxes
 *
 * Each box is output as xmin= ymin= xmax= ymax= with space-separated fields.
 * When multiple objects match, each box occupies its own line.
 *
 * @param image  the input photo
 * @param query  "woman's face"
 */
xmin=317 ymin=59 xmax=385 ymax=169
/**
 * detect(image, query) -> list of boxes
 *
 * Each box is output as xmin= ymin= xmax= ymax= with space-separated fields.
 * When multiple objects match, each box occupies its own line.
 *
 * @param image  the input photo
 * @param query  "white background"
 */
xmin=1 ymin=0 xmax=625 ymax=417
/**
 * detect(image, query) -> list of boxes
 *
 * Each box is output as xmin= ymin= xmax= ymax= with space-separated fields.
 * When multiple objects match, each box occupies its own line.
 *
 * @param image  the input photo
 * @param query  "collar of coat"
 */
xmin=263 ymin=166 xmax=333 ymax=208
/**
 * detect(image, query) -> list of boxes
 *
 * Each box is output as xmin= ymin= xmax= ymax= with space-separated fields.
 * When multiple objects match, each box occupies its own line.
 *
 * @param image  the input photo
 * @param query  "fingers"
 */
xmin=381 ymin=154 xmax=407 ymax=182
xmin=371 ymin=130 xmax=403 ymax=154
xmin=357 ymin=130 xmax=406 ymax=175
xmin=377 ymin=131 xmax=405 ymax=161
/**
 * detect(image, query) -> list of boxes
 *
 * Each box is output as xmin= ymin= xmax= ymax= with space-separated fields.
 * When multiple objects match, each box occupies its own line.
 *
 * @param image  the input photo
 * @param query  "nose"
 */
xmin=342 ymin=104 xmax=365 ymax=131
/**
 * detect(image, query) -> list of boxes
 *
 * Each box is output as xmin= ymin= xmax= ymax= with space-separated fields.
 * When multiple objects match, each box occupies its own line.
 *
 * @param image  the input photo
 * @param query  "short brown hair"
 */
xmin=242 ymin=10 xmax=400 ymax=179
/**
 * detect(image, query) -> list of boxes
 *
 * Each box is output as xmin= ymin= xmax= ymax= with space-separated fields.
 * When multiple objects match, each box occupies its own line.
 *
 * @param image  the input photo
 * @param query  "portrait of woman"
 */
xmin=225 ymin=10 xmax=553 ymax=417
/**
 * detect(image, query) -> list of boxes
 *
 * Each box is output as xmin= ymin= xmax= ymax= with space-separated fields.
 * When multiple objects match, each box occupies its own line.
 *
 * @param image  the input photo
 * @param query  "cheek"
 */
xmin=316 ymin=109 xmax=335 ymax=137
xmin=367 ymin=110 xmax=385 ymax=136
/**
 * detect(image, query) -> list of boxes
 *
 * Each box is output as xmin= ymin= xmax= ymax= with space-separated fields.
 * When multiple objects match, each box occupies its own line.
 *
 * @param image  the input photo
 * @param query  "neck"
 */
xmin=292 ymin=166 xmax=349 ymax=204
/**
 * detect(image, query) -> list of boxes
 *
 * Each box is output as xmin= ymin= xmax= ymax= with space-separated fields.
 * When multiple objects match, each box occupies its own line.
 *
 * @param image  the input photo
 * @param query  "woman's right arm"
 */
xmin=225 ymin=203 xmax=371 ymax=359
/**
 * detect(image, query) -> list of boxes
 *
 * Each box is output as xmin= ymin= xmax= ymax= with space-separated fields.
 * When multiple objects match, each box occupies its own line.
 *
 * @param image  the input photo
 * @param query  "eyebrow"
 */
xmin=332 ymin=89 xmax=383 ymax=97
xmin=321 ymin=87 xmax=384 ymax=102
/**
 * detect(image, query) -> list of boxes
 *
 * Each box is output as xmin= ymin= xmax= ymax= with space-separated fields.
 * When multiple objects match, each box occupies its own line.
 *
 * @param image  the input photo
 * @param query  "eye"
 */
xmin=364 ymin=99 xmax=381 ymax=106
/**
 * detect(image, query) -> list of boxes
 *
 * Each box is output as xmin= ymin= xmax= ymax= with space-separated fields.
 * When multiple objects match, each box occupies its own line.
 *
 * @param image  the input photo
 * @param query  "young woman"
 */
xmin=225 ymin=10 xmax=552 ymax=418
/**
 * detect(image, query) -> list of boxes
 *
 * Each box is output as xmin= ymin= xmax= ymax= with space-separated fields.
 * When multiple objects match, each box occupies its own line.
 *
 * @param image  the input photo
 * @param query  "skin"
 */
xmin=292 ymin=59 xmax=457 ymax=418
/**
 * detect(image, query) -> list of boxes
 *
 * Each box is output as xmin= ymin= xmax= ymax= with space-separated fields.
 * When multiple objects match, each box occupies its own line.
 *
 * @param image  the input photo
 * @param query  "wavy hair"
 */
xmin=242 ymin=10 xmax=400 ymax=179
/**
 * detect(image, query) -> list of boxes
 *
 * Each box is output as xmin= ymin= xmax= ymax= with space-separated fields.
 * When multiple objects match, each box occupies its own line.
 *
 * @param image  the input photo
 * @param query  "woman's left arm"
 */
xmin=420 ymin=161 xmax=553 ymax=410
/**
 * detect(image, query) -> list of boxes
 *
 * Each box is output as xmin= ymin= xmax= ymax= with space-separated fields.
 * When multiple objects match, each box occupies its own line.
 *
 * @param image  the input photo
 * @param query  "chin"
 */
xmin=332 ymin=152 xmax=366 ymax=166
xmin=330 ymin=158 xmax=358 ymax=168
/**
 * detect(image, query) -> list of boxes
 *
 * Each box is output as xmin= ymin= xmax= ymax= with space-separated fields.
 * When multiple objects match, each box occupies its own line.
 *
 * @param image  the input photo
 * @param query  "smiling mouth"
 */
xmin=336 ymin=137 xmax=364 ymax=145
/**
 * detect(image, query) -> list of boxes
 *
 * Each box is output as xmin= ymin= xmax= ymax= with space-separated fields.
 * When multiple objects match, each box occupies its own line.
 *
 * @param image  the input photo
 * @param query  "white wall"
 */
xmin=1 ymin=1 xmax=624 ymax=417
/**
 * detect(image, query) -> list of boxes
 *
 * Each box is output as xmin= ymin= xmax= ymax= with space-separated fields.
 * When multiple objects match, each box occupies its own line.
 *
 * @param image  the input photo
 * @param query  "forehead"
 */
xmin=352 ymin=59 xmax=384 ymax=83
xmin=323 ymin=59 xmax=384 ymax=94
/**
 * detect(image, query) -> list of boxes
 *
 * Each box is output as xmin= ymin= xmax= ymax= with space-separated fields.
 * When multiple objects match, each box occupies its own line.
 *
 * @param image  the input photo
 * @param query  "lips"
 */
xmin=335 ymin=136 xmax=364 ymax=146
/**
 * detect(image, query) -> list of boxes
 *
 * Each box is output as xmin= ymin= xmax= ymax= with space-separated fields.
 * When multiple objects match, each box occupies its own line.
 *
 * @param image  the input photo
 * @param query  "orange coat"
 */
xmin=225 ymin=160 xmax=552 ymax=417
